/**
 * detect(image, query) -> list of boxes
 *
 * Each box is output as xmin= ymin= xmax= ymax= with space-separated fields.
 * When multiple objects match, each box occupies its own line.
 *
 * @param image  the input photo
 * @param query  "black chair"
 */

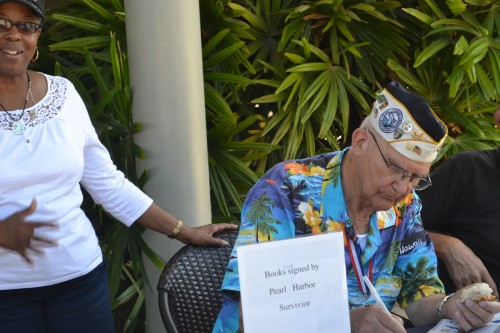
xmin=157 ymin=229 xmax=238 ymax=333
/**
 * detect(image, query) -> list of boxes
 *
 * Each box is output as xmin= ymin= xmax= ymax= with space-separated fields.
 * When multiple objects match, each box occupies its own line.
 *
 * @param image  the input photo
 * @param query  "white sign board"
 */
xmin=237 ymin=231 xmax=350 ymax=333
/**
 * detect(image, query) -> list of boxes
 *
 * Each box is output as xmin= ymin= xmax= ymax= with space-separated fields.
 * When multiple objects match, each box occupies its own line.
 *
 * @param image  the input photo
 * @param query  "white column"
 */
xmin=124 ymin=1 xmax=211 ymax=332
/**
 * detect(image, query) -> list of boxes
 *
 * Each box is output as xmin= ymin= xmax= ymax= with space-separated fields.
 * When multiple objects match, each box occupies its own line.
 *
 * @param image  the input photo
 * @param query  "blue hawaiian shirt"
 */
xmin=213 ymin=149 xmax=444 ymax=333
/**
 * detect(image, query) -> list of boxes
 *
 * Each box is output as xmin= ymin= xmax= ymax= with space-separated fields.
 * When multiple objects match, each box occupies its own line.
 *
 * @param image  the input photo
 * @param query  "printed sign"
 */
xmin=237 ymin=232 xmax=350 ymax=333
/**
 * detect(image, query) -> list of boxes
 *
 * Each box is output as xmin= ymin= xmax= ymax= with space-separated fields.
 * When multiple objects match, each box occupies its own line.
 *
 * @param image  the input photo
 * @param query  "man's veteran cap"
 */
xmin=368 ymin=81 xmax=447 ymax=163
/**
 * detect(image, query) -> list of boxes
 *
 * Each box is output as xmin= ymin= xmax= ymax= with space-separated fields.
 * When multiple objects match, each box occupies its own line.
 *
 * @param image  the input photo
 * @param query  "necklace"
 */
xmin=0 ymin=72 xmax=32 ymax=135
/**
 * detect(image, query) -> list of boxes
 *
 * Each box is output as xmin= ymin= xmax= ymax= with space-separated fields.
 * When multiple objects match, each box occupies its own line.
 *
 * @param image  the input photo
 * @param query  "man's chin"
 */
xmin=376 ymin=195 xmax=399 ymax=211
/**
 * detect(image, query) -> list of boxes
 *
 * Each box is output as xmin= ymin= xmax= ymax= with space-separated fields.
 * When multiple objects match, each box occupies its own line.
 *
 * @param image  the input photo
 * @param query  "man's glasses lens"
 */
xmin=414 ymin=177 xmax=431 ymax=190
xmin=392 ymin=166 xmax=431 ymax=190
xmin=0 ymin=19 xmax=42 ymax=34
xmin=368 ymin=130 xmax=431 ymax=190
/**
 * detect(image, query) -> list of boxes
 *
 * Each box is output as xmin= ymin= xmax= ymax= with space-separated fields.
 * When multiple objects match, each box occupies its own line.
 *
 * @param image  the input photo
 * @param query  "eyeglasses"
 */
xmin=0 ymin=18 xmax=42 ymax=34
xmin=367 ymin=130 xmax=432 ymax=190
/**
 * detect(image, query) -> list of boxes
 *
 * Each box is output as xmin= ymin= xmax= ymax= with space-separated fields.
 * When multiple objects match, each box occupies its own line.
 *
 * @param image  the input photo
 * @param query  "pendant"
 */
xmin=12 ymin=120 xmax=26 ymax=135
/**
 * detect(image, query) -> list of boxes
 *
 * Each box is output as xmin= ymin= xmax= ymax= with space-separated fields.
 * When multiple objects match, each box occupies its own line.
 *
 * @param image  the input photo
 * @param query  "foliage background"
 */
xmin=35 ymin=0 xmax=500 ymax=331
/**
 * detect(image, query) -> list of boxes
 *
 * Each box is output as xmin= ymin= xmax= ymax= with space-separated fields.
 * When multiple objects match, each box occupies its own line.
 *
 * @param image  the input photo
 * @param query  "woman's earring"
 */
xmin=32 ymin=48 xmax=39 ymax=63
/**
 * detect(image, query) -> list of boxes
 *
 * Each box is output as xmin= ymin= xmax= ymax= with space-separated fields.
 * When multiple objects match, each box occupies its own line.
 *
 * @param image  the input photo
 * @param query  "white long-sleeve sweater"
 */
xmin=0 ymin=73 xmax=153 ymax=290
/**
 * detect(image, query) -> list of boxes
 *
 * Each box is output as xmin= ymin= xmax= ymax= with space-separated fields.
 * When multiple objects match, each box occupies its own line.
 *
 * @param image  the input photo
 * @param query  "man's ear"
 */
xmin=350 ymin=128 xmax=370 ymax=154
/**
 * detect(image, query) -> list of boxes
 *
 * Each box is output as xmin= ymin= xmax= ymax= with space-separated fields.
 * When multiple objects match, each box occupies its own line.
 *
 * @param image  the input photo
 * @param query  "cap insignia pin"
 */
xmin=394 ymin=128 xmax=403 ymax=139
xmin=376 ymin=94 xmax=389 ymax=109
xmin=412 ymin=130 xmax=424 ymax=140
xmin=412 ymin=146 xmax=422 ymax=155
xmin=402 ymin=121 xmax=413 ymax=133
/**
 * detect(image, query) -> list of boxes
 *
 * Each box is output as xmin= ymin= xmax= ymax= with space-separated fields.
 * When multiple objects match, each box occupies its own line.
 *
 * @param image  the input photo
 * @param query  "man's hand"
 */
xmin=350 ymin=305 xmax=406 ymax=333
xmin=442 ymin=285 xmax=500 ymax=332
xmin=430 ymin=232 xmax=498 ymax=297
xmin=0 ymin=199 xmax=57 ymax=264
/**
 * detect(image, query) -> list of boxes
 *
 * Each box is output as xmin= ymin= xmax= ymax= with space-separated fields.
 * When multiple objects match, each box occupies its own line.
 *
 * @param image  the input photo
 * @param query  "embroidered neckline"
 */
xmin=0 ymin=75 xmax=67 ymax=132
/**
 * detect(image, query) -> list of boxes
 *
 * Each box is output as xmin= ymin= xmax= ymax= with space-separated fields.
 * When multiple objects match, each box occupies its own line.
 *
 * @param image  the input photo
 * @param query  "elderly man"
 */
xmin=213 ymin=82 xmax=500 ymax=333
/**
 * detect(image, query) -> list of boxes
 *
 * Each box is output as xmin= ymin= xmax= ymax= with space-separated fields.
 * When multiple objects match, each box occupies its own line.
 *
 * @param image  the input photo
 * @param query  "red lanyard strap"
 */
xmin=347 ymin=237 xmax=373 ymax=296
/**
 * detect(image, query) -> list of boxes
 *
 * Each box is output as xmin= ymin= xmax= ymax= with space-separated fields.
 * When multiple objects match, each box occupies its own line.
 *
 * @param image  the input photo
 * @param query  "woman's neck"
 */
xmin=0 ymin=71 xmax=30 ymax=110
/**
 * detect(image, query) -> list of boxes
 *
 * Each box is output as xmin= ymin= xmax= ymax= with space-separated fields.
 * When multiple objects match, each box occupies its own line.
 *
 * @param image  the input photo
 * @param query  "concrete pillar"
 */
xmin=124 ymin=1 xmax=211 ymax=332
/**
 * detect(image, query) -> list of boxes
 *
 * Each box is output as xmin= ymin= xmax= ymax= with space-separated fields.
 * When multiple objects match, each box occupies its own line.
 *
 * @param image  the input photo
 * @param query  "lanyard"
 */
xmin=347 ymin=235 xmax=373 ymax=296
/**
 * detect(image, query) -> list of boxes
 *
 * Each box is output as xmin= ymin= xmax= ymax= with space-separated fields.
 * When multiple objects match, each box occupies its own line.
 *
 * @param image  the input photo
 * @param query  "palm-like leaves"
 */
xmin=236 ymin=0 xmax=500 ymax=166
xmin=201 ymin=1 xmax=280 ymax=219
xmin=393 ymin=0 xmax=500 ymax=159
xmin=245 ymin=1 xmax=415 ymax=162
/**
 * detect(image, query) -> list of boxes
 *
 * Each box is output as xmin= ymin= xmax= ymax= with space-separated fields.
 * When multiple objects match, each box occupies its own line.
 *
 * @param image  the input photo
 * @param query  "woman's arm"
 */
xmin=135 ymin=202 xmax=237 ymax=247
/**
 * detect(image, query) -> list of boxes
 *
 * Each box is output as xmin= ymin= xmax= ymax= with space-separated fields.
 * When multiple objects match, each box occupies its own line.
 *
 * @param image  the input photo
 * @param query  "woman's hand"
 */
xmin=350 ymin=305 xmax=406 ymax=333
xmin=0 ymin=199 xmax=57 ymax=264
xmin=176 ymin=223 xmax=239 ymax=247
xmin=136 ymin=203 xmax=238 ymax=247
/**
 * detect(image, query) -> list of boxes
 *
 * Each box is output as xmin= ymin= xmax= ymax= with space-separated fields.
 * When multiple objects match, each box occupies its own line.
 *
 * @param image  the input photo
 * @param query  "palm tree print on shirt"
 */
xmin=247 ymin=193 xmax=281 ymax=242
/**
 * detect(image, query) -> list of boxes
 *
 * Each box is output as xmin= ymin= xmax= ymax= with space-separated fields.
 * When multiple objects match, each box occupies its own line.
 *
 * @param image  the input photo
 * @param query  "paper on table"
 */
xmin=427 ymin=312 xmax=500 ymax=333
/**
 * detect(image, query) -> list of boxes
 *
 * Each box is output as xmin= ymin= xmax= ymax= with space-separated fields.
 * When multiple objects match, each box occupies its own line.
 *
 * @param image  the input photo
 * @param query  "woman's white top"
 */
xmin=0 ymin=73 xmax=153 ymax=290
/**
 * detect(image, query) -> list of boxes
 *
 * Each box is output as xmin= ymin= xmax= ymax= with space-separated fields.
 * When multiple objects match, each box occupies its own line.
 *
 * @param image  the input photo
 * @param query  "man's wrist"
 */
xmin=436 ymin=293 xmax=454 ymax=320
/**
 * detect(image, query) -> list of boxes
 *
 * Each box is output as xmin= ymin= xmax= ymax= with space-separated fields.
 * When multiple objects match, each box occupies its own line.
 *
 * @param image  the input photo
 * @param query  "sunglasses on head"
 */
xmin=0 ymin=18 xmax=42 ymax=34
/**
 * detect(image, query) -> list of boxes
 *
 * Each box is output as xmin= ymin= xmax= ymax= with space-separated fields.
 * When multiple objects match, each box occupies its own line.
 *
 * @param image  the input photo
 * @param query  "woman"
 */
xmin=0 ymin=1 xmax=237 ymax=332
